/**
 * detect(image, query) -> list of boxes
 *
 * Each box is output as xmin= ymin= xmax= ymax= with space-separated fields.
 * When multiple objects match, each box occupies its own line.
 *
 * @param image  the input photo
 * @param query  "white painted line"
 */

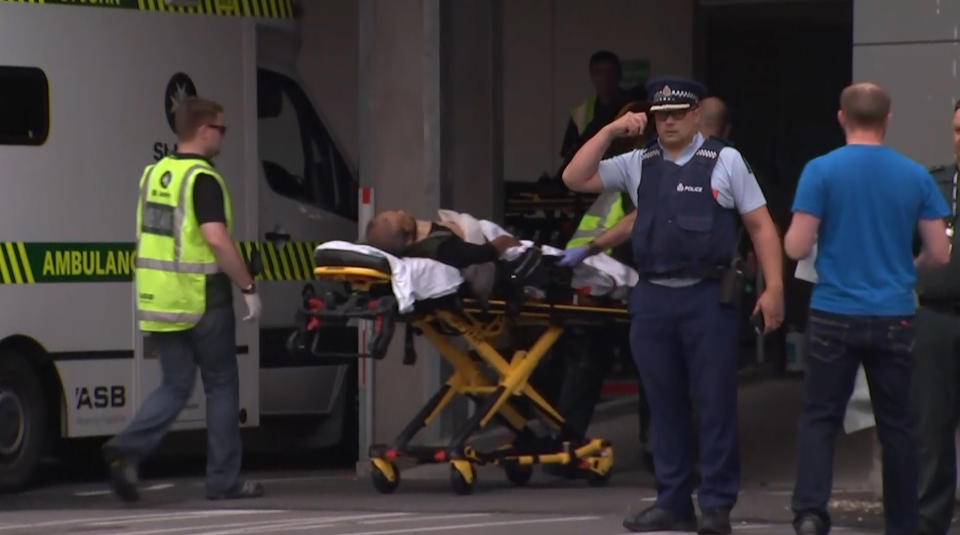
xmin=144 ymin=483 xmax=175 ymax=491
xmin=360 ymin=513 xmax=491 ymax=525
xmin=111 ymin=513 xmax=412 ymax=535
xmin=329 ymin=516 xmax=602 ymax=535
xmin=74 ymin=490 xmax=113 ymax=497
xmin=0 ymin=510 xmax=285 ymax=531
xmin=88 ymin=509 xmax=284 ymax=528
xmin=189 ymin=520 xmax=338 ymax=535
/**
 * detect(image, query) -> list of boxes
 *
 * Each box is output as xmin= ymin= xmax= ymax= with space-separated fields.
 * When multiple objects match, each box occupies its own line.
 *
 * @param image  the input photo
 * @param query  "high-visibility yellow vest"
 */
xmin=566 ymin=191 xmax=627 ymax=252
xmin=570 ymin=97 xmax=596 ymax=136
xmin=135 ymin=155 xmax=233 ymax=332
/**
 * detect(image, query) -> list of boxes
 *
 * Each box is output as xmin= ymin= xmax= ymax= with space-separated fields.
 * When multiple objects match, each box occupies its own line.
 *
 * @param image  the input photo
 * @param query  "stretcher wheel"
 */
xmin=450 ymin=460 xmax=476 ymax=495
xmin=370 ymin=459 xmax=399 ymax=494
xmin=586 ymin=468 xmax=611 ymax=487
xmin=503 ymin=464 xmax=533 ymax=486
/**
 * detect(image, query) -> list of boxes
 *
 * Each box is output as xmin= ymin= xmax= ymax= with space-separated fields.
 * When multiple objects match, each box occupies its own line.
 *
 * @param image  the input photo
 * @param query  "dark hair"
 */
xmin=840 ymin=83 xmax=890 ymax=129
xmin=589 ymin=50 xmax=621 ymax=76
xmin=174 ymin=96 xmax=224 ymax=140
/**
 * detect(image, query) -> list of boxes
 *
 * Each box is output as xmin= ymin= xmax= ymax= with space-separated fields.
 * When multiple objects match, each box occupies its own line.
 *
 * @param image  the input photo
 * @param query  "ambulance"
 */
xmin=0 ymin=0 xmax=358 ymax=490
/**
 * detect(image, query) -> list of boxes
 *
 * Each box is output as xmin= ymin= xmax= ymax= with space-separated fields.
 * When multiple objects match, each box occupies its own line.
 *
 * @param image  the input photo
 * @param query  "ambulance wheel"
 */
xmin=0 ymin=352 xmax=46 ymax=492
xmin=450 ymin=461 xmax=475 ymax=495
xmin=370 ymin=461 xmax=399 ymax=494
xmin=504 ymin=464 xmax=532 ymax=486
xmin=586 ymin=469 xmax=611 ymax=487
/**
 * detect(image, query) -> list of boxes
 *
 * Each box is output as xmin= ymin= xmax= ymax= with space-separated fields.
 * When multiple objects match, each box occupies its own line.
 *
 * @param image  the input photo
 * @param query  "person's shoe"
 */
xmin=698 ymin=507 xmax=732 ymax=534
xmin=623 ymin=506 xmax=697 ymax=532
xmin=207 ymin=480 xmax=264 ymax=500
xmin=106 ymin=456 xmax=140 ymax=503
xmin=794 ymin=514 xmax=826 ymax=535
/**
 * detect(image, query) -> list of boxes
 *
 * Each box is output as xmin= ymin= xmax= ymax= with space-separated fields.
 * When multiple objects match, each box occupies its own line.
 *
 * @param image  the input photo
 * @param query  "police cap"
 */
xmin=646 ymin=75 xmax=706 ymax=112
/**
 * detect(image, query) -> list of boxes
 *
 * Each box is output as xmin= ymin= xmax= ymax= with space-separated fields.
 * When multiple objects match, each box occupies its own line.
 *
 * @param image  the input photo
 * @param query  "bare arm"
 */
xmin=591 ymin=210 xmax=636 ymax=251
xmin=562 ymin=112 xmax=647 ymax=193
xmin=743 ymin=205 xmax=784 ymax=292
xmin=915 ymin=218 xmax=951 ymax=271
xmin=743 ymin=205 xmax=784 ymax=333
xmin=784 ymin=211 xmax=820 ymax=260
xmin=201 ymin=222 xmax=254 ymax=289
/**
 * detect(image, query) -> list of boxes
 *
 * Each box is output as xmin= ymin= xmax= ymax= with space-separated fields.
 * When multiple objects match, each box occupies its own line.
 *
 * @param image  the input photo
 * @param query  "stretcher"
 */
xmin=287 ymin=244 xmax=629 ymax=495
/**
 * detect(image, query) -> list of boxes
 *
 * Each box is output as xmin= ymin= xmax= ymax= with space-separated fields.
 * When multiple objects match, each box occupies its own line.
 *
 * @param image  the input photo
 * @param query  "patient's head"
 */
xmin=365 ymin=210 xmax=418 ymax=255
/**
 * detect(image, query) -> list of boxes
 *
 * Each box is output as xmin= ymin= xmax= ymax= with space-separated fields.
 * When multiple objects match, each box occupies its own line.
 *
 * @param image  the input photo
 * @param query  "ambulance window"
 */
xmin=0 ymin=67 xmax=49 ymax=146
xmin=257 ymin=69 xmax=357 ymax=220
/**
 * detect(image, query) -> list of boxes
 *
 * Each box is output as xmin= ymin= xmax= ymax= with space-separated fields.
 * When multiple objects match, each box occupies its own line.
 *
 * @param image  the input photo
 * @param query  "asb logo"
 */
xmin=164 ymin=72 xmax=197 ymax=133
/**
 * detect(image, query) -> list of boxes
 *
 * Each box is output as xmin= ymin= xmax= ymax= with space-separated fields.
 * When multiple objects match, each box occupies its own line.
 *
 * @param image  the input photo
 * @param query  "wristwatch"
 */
xmin=241 ymin=282 xmax=256 ymax=295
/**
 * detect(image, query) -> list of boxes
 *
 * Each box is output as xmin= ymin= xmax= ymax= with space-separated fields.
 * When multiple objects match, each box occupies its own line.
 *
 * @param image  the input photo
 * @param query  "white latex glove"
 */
xmin=242 ymin=293 xmax=262 ymax=322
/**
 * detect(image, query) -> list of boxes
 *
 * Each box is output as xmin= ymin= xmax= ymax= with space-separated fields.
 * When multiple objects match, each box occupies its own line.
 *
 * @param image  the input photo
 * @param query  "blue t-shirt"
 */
xmin=792 ymin=144 xmax=950 ymax=315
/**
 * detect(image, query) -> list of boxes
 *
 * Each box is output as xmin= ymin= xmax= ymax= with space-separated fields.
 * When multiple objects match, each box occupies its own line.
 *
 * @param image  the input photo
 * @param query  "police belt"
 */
xmin=917 ymin=297 xmax=960 ymax=315
xmin=642 ymin=265 xmax=726 ymax=280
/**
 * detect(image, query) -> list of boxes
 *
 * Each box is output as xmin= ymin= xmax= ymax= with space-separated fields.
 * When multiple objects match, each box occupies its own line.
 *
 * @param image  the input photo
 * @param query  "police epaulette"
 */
xmin=707 ymin=135 xmax=734 ymax=147
xmin=928 ymin=164 xmax=947 ymax=173
xmin=641 ymin=147 xmax=661 ymax=161
xmin=694 ymin=148 xmax=719 ymax=159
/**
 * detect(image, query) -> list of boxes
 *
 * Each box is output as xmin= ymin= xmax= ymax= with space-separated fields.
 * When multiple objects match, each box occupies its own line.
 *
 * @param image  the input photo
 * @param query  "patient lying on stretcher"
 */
xmin=364 ymin=209 xmax=521 ymax=268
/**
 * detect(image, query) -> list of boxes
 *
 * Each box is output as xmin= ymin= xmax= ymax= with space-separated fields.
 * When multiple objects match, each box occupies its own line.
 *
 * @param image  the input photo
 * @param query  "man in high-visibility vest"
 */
xmin=102 ymin=96 xmax=264 ymax=502
xmin=560 ymin=51 xmax=631 ymax=165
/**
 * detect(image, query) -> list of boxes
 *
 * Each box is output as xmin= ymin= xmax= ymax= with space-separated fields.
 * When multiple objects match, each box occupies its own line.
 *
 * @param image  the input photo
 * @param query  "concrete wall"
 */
xmin=297 ymin=0 xmax=359 ymax=167
xmin=853 ymin=0 xmax=960 ymax=167
xmin=502 ymin=0 xmax=695 ymax=182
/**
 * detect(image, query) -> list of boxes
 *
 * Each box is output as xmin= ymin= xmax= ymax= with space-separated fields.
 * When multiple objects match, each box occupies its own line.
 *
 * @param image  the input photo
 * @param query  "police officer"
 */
xmin=563 ymin=76 xmax=784 ymax=533
xmin=913 ymin=99 xmax=960 ymax=535
xmin=102 ymin=96 xmax=264 ymax=502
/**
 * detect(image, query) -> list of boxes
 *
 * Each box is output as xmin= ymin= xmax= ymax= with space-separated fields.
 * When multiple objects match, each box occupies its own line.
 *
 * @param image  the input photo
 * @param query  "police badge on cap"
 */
xmin=646 ymin=76 xmax=707 ymax=112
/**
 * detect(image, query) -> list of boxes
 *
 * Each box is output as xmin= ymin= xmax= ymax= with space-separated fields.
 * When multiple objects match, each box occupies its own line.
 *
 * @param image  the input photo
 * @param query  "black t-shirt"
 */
xmin=429 ymin=223 xmax=499 ymax=268
xmin=182 ymin=163 xmax=231 ymax=308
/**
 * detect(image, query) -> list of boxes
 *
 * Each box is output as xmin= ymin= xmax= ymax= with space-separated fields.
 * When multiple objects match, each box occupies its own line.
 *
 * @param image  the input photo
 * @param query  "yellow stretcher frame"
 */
xmin=313 ymin=264 xmax=625 ymax=495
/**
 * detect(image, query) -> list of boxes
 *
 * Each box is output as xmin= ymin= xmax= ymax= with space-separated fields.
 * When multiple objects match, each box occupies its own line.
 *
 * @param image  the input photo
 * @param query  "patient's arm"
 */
xmin=434 ymin=238 xmax=501 ymax=268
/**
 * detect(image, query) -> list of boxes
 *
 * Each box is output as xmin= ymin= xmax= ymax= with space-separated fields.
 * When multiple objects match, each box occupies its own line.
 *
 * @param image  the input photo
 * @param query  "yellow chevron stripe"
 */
xmin=284 ymin=244 xmax=304 ymax=280
xmin=4 ymin=243 xmax=23 ymax=284
xmin=249 ymin=0 xmax=260 ymax=17
xmin=259 ymin=242 xmax=276 ymax=280
xmin=17 ymin=242 xmax=34 ymax=283
xmin=294 ymin=242 xmax=313 ymax=279
xmin=270 ymin=242 xmax=292 ymax=280
xmin=0 ymin=245 xmax=11 ymax=284
xmin=239 ymin=0 xmax=249 ymax=15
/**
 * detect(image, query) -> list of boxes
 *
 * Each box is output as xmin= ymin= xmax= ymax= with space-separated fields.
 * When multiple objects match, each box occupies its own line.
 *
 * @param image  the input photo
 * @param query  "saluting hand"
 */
xmin=605 ymin=112 xmax=648 ymax=138
xmin=753 ymin=287 xmax=784 ymax=334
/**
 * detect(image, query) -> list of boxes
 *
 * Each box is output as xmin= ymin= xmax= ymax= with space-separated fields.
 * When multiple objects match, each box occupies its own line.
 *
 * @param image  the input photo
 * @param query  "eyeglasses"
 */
xmin=653 ymin=109 xmax=691 ymax=121
xmin=206 ymin=124 xmax=227 ymax=135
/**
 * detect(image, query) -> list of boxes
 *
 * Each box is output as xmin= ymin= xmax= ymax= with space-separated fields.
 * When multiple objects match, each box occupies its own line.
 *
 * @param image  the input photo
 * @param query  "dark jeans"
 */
xmin=555 ymin=325 xmax=651 ymax=450
xmin=104 ymin=304 xmax=242 ymax=496
xmin=912 ymin=304 xmax=960 ymax=535
xmin=792 ymin=308 xmax=919 ymax=535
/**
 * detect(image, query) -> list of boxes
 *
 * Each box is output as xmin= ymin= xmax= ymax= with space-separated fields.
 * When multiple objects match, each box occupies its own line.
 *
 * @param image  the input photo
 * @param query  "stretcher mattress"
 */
xmin=314 ymin=237 xmax=637 ymax=313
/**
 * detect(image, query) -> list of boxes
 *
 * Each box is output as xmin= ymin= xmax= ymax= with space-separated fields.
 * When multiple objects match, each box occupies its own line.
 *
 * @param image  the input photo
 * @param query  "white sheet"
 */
xmin=314 ymin=241 xmax=463 ymax=313
xmin=442 ymin=210 xmax=639 ymax=301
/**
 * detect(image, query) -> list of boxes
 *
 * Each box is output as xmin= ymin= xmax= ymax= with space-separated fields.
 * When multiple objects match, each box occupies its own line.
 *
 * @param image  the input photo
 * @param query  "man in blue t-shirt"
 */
xmin=784 ymin=82 xmax=951 ymax=535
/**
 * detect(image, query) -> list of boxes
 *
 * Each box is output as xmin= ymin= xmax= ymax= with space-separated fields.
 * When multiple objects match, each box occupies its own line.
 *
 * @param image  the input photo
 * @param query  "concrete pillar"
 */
xmin=358 ymin=0 xmax=443 ymax=454
xmin=441 ymin=0 xmax=504 ymax=221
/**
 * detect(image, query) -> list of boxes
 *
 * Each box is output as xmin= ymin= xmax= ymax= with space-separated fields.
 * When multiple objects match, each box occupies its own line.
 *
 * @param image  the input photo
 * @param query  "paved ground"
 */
xmin=0 ymin=375 xmax=956 ymax=534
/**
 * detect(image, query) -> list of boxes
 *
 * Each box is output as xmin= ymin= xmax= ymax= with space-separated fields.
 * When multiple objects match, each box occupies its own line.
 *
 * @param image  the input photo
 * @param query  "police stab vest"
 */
xmin=135 ymin=155 xmax=233 ymax=332
xmin=630 ymin=137 xmax=738 ymax=279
